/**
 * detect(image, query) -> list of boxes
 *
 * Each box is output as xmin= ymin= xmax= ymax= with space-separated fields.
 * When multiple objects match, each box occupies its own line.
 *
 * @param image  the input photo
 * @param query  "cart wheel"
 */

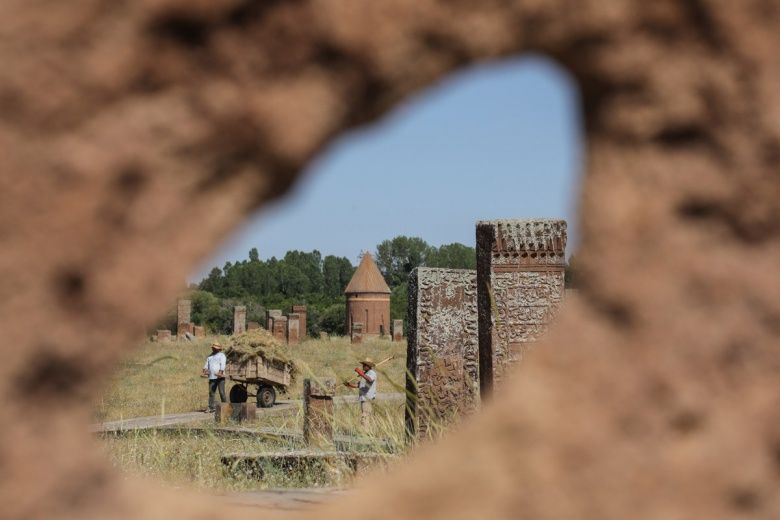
xmin=229 ymin=384 xmax=248 ymax=403
xmin=257 ymin=386 xmax=276 ymax=408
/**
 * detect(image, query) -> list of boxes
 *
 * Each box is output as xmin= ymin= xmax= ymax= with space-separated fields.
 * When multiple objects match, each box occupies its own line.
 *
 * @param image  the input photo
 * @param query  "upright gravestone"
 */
xmin=247 ymin=321 xmax=260 ymax=331
xmin=272 ymin=315 xmax=288 ymax=343
xmin=476 ymin=219 xmax=567 ymax=399
xmin=233 ymin=306 xmax=247 ymax=335
xmin=177 ymin=299 xmax=192 ymax=338
xmin=288 ymin=313 xmax=300 ymax=346
xmin=267 ymin=309 xmax=282 ymax=330
xmin=292 ymin=305 xmax=307 ymax=338
xmin=392 ymin=319 xmax=404 ymax=341
xmin=303 ymin=378 xmax=336 ymax=449
xmin=405 ymin=268 xmax=479 ymax=440
xmin=351 ymin=322 xmax=363 ymax=344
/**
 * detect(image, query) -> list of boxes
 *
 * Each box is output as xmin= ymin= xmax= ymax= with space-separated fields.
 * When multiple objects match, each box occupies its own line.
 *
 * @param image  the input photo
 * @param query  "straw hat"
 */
xmin=359 ymin=357 xmax=375 ymax=368
xmin=211 ymin=341 xmax=223 ymax=350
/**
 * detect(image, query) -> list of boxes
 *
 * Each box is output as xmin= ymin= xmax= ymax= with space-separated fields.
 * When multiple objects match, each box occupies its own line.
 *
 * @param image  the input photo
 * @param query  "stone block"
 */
xmin=177 ymin=321 xmax=193 ymax=339
xmin=405 ymin=268 xmax=479 ymax=440
xmin=193 ymin=325 xmax=206 ymax=337
xmin=247 ymin=321 xmax=260 ymax=331
xmin=215 ymin=402 xmax=257 ymax=424
xmin=351 ymin=322 xmax=363 ymax=344
xmin=155 ymin=330 xmax=172 ymax=342
xmin=303 ymin=377 xmax=335 ymax=449
xmin=392 ymin=319 xmax=403 ymax=341
xmin=233 ymin=305 xmax=247 ymax=335
xmin=476 ymin=219 xmax=566 ymax=399
xmin=319 ymin=331 xmax=329 ymax=340
xmin=292 ymin=305 xmax=307 ymax=337
xmin=287 ymin=313 xmax=300 ymax=345
xmin=272 ymin=315 xmax=288 ymax=343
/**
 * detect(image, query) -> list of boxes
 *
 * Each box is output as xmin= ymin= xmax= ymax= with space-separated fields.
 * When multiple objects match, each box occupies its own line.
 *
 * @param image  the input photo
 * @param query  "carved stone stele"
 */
xmin=406 ymin=268 xmax=478 ymax=440
xmin=477 ymin=219 xmax=567 ymax=399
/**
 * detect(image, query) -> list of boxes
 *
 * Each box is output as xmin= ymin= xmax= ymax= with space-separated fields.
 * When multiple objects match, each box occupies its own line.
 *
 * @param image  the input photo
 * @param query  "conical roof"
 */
xmin=344 ymin=252 xmax=391 ymax=294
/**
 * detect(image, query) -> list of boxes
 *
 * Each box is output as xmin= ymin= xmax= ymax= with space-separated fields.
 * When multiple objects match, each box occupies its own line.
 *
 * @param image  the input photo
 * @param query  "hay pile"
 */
xmin=224 ymin=329 xmax=298 ymax=382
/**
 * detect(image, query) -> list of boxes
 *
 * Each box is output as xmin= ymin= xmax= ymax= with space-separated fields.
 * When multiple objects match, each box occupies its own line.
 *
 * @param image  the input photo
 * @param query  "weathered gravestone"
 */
xmin=233 ymin=306 xmax=247 ymax=335
xmin=292 ymin=305 xmax=307 ymax=338
xmin=405 ymin=268 xmax=478 ymax=440
xmin=288 ymin=313 xmax=300 ymax=346
xmin=155 ymin=329 xmax=172 ymax=342
xmin=267 ymin=309 xmax=282 ymax=330
xmin=193 ymin=325 xmax=206 ymax=338
xmin=272 ymin=315 xmax=288 ymax=343
xmin=246 ymin=321 xmax=260 ymax=331
xmin=392 ymin=319 xmax=403 ymax=341
xmin=177 ymin=299 xmax=191 ymax=337
xmin=303 ymin=378 xmax=335 ymax=449
xmin=476 ymin=219 xmax=566 ymax=399
xmin=351 ymin=322 xmax=363 ymax=344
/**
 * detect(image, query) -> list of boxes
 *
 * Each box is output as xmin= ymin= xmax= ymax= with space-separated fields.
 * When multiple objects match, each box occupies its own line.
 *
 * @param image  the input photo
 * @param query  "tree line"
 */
xmin=159 ymin=236 xmax=576 ymax=335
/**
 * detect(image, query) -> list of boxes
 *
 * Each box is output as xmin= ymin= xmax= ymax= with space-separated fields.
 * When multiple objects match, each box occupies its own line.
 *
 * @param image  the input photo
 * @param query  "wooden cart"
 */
xmin=225 ymin=354 xmax=292 ymax=408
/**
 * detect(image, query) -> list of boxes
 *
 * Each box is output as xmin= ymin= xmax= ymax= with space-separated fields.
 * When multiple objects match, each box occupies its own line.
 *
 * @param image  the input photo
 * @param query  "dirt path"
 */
xmin=93 ymin=393 xmax=404 ymax=433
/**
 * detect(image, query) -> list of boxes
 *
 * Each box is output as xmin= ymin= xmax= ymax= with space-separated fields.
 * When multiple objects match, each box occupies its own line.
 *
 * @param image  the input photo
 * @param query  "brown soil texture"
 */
xmin=1 ymin=1 xmax=779 ymax=519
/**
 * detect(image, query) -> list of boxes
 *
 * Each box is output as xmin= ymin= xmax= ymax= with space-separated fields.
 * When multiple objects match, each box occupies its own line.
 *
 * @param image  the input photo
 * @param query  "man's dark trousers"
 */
xmin=208 ymin=377 xmax=226 ymax=411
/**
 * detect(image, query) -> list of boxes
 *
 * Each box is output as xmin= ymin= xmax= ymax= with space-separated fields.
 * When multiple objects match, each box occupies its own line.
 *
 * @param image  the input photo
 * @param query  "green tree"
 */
xmin=318 ymin=303 xmax=346 ymax=335
xmin=425 ymin=243 xmax=476 ymax=270
xmin=375 ymin=236 xmax=431 ymax=288
xmin=390 ymin=283 xmax=408 ymax=321
xmin=322 ymin=255 xmax=354 ymax=297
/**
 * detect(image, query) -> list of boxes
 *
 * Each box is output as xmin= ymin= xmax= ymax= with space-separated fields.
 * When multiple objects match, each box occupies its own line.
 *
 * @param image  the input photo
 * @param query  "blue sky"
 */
xmin=192 ymin=55 xmax=582 ymax=280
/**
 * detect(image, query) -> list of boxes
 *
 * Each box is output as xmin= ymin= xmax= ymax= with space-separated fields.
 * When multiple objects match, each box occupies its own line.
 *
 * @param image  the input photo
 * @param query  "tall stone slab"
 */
xmin=405 ymin=268 xmax=478 ymax=440
xmin=351 ymin=322 xmax=363 ymax=344
xmin=392 ymin=319 xmax=403 ymax=341
xmin=287 ymin=313 xmax=300 ymax=346
xmin=267 ymin=309 xmax=282 ymax=330
xmin=177 ymin=299 xmax=192 ymax=337
xmin=292 ymin=305 xmax=307 ymax=338
xmin=272 ymin=315 xmax=288 ymax=343
xmin=303 ymin=378 xmax=335 ymax=449
xmin=233 ymin=306 xmax=247 ymax=335
xmin=476 ymin=219 xmax=566 ymax=399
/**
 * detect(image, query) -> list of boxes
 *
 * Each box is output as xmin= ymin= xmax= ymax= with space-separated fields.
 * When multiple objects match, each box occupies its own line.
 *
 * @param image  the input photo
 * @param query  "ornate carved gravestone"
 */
xmin=233 ymin=306 xmax=247 ymax=335
xmin=476 ymin=219 xmax=567 ymax=399
xmin=405 ymin=268 xmax=479 ymax=440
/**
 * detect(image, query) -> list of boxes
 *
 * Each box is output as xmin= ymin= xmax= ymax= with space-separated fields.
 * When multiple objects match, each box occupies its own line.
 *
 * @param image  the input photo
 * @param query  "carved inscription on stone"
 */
xmin=477 ymin=219 xmax=567 ymax=398
xmin=406 ymin=268 xmax=478 ymax=440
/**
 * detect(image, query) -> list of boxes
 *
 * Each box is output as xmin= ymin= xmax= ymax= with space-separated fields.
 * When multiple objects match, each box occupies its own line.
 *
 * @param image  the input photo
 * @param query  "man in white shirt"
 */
xmin=201 ymin=341 xmax=227 ymax=412
xmin=344 ymin=358 xmax=377 ymax=428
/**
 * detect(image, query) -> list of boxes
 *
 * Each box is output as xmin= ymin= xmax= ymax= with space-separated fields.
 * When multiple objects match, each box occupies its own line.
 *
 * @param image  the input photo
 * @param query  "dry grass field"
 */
xmin=95 ymin=335 xmax=408 ymax=490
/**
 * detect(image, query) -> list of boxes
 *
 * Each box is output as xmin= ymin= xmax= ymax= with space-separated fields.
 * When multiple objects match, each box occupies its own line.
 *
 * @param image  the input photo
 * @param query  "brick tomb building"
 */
xmin=344 ymin=252 xmax=391 ymax=339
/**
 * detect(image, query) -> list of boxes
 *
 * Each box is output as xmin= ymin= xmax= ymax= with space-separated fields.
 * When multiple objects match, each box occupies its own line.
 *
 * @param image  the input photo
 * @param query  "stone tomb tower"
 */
xmin=344 ymin=252 xmax=391 ymax=339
